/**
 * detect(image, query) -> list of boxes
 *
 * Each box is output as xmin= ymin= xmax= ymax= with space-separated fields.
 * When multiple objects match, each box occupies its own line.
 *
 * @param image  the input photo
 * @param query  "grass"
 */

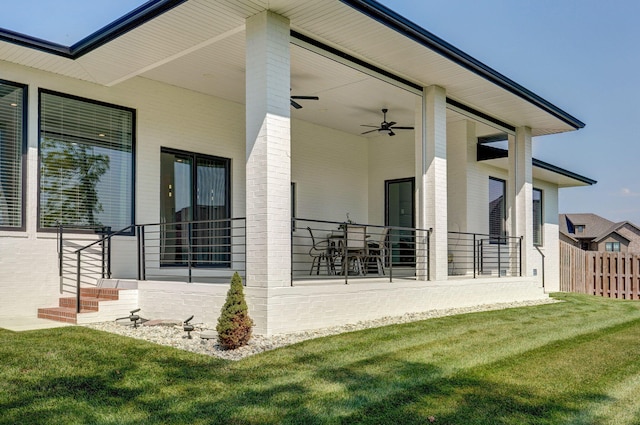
xmin=3 ymin=293 xmax=640 ymax=424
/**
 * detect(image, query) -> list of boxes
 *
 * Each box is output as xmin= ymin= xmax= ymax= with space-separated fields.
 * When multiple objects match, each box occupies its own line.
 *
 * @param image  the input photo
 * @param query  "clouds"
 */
xmin=619 ymin=188 xmax=640 ymax=197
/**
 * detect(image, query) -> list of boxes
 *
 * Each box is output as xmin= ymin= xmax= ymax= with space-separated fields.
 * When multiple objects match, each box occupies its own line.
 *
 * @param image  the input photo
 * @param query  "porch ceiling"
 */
xmin=0 ymin=0 xmax=581 ymax=138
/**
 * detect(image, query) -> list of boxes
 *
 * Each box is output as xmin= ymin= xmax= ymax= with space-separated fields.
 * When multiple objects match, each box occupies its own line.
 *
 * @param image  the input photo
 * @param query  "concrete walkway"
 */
xmin=0 ymin=316 xmax=72 ymax=332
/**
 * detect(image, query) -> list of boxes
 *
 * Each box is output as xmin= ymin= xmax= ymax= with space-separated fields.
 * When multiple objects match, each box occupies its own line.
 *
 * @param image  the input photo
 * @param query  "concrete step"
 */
xmin=38 ymin=287 xmax=138 ymax=325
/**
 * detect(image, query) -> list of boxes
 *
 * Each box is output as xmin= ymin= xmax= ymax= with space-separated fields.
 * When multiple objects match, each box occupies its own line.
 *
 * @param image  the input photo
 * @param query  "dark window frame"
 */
xmin=533 ymin=187 xmax=543 ymax=246
xmin=37 ymin=89 xmax=136 ymax=234
xmin=489 ymin=176 xmax=506 ymax=242
xmin=0 ymin=79 xmax=27 ymax=231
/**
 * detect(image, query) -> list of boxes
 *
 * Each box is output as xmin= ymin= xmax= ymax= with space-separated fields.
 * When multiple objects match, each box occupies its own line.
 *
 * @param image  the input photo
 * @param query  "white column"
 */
xmin=245 ymin=11 xmax=291 ymax=289
xmin=508 ymin=126 xmax=533 ymax=276
xmin=416 ymin=85 xmax=448 ymax=280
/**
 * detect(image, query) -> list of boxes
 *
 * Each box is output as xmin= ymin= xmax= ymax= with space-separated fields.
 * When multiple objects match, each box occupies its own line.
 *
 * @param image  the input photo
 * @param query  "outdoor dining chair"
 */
xmin=306 ymin=227 xmax=334 ymax=275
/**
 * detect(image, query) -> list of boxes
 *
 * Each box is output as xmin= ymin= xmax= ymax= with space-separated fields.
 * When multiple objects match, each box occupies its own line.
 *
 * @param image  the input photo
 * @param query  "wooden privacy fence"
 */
xmin=560 ymin=240 xmax=640 ymax=299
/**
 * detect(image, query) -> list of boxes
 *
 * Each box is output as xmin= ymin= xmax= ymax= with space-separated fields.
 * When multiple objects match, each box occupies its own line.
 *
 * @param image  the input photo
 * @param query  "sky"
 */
xmin=1 ymin=1 xmax=638 ymax=223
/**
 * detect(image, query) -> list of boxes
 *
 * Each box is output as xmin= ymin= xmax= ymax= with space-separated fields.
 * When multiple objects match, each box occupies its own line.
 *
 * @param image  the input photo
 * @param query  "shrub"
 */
xmin=216 ymin=272 xmax=253 ymax=350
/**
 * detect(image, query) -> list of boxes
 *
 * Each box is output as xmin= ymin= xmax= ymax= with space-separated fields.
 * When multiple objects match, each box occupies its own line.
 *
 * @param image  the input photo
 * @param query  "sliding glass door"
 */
xmin=160 ymin=148 xmax=230 ymax=267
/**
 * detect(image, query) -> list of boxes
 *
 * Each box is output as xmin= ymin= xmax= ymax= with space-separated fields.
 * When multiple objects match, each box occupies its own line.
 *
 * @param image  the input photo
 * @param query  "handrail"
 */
xmin=72 ymin=224 xmax=135 ymax=313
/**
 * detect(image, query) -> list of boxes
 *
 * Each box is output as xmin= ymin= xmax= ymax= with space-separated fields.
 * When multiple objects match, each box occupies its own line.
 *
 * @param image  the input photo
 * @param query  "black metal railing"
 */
xmin=292 ymin=218 xmax=431 ymax=285
xmin=57 ymin=224 xmax=114 ymax=297
xmin=447 ymin=231 xmax=522 ymax=278
xmin=137 ymin=217 xmax=246 ymax=284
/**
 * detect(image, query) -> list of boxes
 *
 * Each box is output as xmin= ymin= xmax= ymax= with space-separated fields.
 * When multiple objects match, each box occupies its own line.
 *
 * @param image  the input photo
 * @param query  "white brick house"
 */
xmin=0 ymin=0 xmax=594 ymax=335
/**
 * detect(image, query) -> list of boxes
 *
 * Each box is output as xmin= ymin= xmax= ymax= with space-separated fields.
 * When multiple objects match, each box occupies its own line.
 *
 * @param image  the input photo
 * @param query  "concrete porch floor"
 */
xmin=0 ymin=316 xmax=72 ymax=332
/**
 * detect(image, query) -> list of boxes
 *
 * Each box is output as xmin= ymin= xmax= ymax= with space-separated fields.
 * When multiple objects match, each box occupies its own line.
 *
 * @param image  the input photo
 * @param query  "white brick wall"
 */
xmin=265 ymin=278 xmax=547 ymax=335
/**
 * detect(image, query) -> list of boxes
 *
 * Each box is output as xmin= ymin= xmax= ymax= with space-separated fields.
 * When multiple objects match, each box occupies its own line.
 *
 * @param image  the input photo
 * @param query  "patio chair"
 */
xmin=367 ymin=227 xmax=389 ymax=275
xmin=340 ymin=224 xmax=367 ymax=275
xmin=306 ymin=227 xmax=334 ymax=275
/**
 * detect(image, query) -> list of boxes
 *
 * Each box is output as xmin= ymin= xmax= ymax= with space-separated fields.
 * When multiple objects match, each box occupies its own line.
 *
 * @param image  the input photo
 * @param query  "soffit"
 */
xmin=0 ymin=0 xmax=580 ymax=138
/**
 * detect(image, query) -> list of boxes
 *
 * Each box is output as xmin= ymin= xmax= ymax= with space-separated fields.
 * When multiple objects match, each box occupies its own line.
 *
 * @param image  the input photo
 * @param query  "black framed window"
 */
xmin=39 ymin=90 xmax=134 ymax=231
xmin=533 ymin=188 xmax=543 ymax=246
xmin=0 ymin=81 xmax=26 ymax=230
xmin=489 ymin=177 xmax=506 ymax=239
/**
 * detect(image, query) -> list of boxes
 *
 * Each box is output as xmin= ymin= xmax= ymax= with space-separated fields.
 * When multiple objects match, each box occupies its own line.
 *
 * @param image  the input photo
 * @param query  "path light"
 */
xmin=183 ymin=315 xmax=194 ymax=339
xmin=116 ymin=308 xmax=142 ymax=328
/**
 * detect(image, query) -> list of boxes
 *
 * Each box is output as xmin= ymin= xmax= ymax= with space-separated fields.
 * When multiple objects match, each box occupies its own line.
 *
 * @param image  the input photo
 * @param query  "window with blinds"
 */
xmin=489 ymin=177 xmax=506 ymax=240
xmin=39 ymin=90 xmax=134 ymax=231
xmin=533 ymin=188 xmax=543 ymax=246
xmin=0 ymin=81 xmax=26 ymax=229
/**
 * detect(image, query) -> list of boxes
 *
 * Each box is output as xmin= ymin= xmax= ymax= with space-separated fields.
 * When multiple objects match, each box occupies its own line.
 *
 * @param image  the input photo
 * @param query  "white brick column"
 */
xmin=416 ymin=85 xmax=447 ymax=280
xmin=508 ymin=126 xmax=533 ymax=276
xmin=245 ymin=11 xmax=291 ymax=289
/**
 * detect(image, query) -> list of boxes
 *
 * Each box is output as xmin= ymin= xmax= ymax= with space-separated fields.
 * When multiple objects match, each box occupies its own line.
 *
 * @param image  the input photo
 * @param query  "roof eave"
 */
xmin=0 ymin=0 xmax=186 ymax=59
xmin=340 ymin=0 xmax=586 ymax=130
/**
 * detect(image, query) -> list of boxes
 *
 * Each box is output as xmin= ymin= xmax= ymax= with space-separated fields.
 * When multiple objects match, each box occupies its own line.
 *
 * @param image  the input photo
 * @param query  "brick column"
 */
xmin=416 ymin=85 xmax=447 ymax=280
xmin=508 ymin=126 xmax=533 ymax=276
xmin=245 ymin=11 xmax=291 ymax=290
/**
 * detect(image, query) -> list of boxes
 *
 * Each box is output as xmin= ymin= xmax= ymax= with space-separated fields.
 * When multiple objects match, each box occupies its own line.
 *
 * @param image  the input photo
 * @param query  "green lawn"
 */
xmin=3 ymin=293 xmax=640 ymax=424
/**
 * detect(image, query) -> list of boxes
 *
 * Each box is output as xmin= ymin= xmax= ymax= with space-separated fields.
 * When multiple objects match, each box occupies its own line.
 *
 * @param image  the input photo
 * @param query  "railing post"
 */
xmin=290 ymin=218 xmax=295 ymax=287
xmin=473 ymin=234 xmax=477 ymax=279
xmin=140 ymin=225 xmax=146 ymax=281
xmin=498 ymin=236 xmax=502 ymax=277
xmin=427 ymin=228 xmax=431 ymax=281
xmin=343 ymin=224 xmax=348 ymax=285
xmin=388 ymin=228 xmax=393 ymax=282
xmin=137 ymin=225 xmax=142 ymax=281
xmin=188 ymin=222 xmax=193 ymax=283
xmin=106 ymin=227 xmax=112 ymax=279
xmin=58 ymin=224 xmax=63 ymax=277
xmin=519 ymin=236 xmax=523 ymax=277
xmin=100 ymin=228 xmax=106 ymax=279
xmin=76 ymin=251 xmax=81 ymax=314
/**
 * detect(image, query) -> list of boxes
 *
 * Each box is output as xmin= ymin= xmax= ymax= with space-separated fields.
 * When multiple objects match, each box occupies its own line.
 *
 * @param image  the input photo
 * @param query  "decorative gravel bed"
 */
xmin=84 ymin=298 xmax=560 ymax=361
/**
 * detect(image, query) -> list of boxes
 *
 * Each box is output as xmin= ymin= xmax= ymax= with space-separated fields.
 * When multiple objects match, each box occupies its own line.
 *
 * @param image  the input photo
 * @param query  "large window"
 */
xmin=39 ymin=90 xmax=134 ymax=230
xmin=489 ymin=177 xmax=506 ymax=238
xmin=533 ymin=188 xmax=543 ymax=246
xmin=0 ymin=81 xmax=26 ymax=229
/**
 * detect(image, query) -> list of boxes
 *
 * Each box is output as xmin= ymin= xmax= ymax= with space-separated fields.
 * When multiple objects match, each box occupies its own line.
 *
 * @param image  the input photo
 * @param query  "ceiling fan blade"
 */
xmin=361 ymin=129 xmax=378 ymax=135
xmin=290 ymin=95 xmax=319 ymax=100
xmin=290 ymin=99 xmax=303 ymax=109
xmin=360 ymin=125 xmax=379 ymax=128
xmin=391 ymin=126 xmax=414 ymax=130
xmin=388 ymin=130 xmax=396 ymax=136
xmin=387 ymin=121 xmax=397 ymax=127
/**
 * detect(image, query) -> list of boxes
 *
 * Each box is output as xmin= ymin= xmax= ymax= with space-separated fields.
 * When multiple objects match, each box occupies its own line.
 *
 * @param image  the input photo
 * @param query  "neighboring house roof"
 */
xmin=559 ymin=213 xmax=640 ymax=243
xmin=0 ymin=0 xmax=583 ymax=139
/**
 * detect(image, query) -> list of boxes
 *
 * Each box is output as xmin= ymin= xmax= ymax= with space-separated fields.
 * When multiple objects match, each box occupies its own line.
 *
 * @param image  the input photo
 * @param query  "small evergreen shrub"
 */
xmin=216 ymin=272 xmax=253 ymax=350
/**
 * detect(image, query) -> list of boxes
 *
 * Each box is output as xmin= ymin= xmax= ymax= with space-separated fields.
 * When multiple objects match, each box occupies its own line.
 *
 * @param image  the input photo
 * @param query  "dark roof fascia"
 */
xmin=0 ymin=0 xmax=186 ymax=59
xmin=477 ymin=144 xmax=597 ymax=185
xmin=70 ymin=0 xmax=187 ymax=58
xmin=340 ymin=0 xmax=586 ymax=130
xmin=0 ymin=29 xmax=72 ymax=58
xmin=533 ymin=157 xmax=597 ymax=186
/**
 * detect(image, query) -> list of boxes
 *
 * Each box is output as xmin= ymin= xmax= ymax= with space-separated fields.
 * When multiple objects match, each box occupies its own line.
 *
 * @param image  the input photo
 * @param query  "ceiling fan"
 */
xmin=290 ymin=95 xmax=319 ymax=109
xmin=361 ymin=108 xmax=414 ymax=136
